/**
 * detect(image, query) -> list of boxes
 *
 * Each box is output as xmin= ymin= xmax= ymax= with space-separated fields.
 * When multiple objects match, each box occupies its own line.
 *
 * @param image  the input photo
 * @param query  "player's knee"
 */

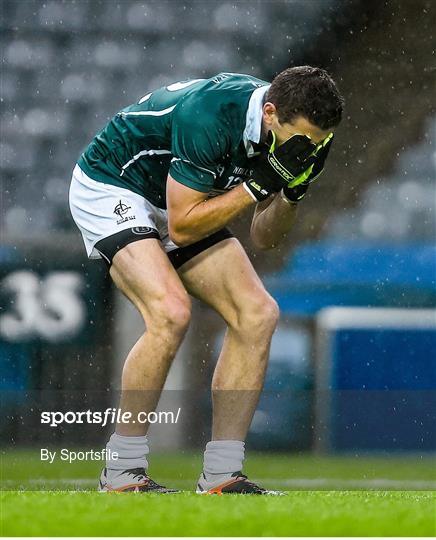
xmin=149 ymin=295 xmax=192 ymax=337
xmin=167 ymin=298 xmax=192 ymax=333
xmin=256 ymin=294 xmax=280 ymax=332
xmin=264 ymin=294 xmax=280 ymax=326
xmin=236 ymin=292 xmax=279 ymax=337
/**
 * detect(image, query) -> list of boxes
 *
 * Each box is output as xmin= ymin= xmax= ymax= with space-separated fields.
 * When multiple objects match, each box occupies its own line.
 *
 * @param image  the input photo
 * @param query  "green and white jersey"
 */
xmin=77 ymin=73 xmax=270 ymax=209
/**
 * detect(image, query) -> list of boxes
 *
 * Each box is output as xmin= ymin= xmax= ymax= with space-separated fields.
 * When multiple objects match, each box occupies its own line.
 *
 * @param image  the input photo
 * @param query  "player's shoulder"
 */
xmin=209 ymin=72 xmax=269 ymax=88
xmin=119 ymin=73 xmax=268 ymax=117
xmin=192 ymin=72 xmax=269 ymax=103
xmin=175 ymin=73 xmax=269 ymax=125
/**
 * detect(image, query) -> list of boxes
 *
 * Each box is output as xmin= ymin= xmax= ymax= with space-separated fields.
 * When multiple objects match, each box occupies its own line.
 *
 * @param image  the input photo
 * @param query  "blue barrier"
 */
xmin=315 ymin=307 xmax=436 ymax=452
xmin=267 ymin=242 xmax=436 ymax=316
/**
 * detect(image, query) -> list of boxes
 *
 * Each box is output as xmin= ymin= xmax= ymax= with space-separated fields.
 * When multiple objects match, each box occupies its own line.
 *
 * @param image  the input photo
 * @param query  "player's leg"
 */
xmin=99 ymin=238 xmax=191 ymax=492
xmin=178 ymin=237 xmax=278 ymax=440
xmin=110 ymin=238 xmax=191 ymax=436
xmin=69 ymin=166 xmax=190 ymax=492
xmin=176 ymin=237 xmax=282 ymax=494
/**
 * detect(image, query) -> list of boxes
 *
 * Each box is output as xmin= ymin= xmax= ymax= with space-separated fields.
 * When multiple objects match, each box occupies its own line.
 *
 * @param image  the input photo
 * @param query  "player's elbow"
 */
xmin=168 ymin=225 xmax=194 ymax=247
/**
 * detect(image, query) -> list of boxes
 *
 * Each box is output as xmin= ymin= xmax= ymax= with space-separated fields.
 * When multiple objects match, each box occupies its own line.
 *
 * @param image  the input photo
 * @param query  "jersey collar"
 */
xmin=243 ymin=84 xmax=270 ymax=157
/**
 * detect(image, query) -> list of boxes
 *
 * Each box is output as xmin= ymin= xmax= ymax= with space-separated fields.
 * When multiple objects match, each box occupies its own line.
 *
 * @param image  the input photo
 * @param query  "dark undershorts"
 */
xmin=95 ymin=227 xmax=234 ymax=270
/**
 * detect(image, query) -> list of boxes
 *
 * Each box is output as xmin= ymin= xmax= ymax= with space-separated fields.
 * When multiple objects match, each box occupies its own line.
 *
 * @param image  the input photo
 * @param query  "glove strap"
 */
xmin=243 ymin=180 xmax=270 ymax=202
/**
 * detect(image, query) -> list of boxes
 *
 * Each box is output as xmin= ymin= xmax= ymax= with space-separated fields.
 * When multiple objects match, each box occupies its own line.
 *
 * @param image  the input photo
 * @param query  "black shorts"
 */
xmin=95 ymin=227 xmax=234 ymax=270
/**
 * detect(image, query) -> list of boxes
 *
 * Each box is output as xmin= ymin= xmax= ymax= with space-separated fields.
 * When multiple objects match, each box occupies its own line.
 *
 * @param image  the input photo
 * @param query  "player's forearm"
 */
xmin=250 ymin=192 xmax=298 ymax=250
xmin=169 ymin=184 xmax=255 ymax=246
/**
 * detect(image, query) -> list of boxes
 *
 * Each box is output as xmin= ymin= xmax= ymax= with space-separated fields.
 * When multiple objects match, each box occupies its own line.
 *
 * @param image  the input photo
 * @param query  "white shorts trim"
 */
xmin=69 ymin=165 xmax=178 ymax=259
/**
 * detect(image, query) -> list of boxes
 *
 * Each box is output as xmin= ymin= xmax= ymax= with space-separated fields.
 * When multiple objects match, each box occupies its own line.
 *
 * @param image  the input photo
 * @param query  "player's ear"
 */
xmin=262 ymin=102 xmax=277 ymax=127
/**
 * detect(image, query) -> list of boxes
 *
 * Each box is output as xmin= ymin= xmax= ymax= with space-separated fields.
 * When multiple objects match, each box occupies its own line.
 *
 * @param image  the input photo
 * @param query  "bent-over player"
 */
xmin=69 ymin=66 xmax=344 ymax=494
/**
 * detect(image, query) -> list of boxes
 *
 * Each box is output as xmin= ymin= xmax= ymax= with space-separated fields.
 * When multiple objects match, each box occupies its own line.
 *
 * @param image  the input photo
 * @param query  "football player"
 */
xmin=69 ymin=66 xmax=343 ymax=494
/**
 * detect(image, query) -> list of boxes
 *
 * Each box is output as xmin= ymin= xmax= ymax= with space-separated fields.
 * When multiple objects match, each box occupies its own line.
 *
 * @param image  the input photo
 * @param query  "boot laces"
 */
xmin=126 ymin=468 xmax=162 ymax=488
xmin=232 ymin=471 xmax=265 ymax=492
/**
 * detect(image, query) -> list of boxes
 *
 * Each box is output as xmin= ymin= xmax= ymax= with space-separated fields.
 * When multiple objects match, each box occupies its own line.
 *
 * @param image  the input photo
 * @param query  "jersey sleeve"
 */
xmin=169 ymin=103 xmax=230 ymax=193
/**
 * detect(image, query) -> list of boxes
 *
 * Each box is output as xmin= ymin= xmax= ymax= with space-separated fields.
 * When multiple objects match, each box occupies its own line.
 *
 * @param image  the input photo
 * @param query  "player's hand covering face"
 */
xmin=244 ymin=131 xmax=333 ymax=202
xmin=282 ymin=131 xmax=334 ymax=202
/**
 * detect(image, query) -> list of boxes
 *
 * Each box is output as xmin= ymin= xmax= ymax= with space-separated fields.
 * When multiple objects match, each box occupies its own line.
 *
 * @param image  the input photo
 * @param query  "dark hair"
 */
xmin=266 ymin=66 xmax=344 ymax=130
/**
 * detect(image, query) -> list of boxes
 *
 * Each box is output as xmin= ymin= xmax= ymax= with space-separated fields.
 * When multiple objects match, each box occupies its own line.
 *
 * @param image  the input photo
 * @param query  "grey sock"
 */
xmin=106 ymin=432 xmax=149 ymax=471
xmin=203 ymin=440 xmax=245 ymax=481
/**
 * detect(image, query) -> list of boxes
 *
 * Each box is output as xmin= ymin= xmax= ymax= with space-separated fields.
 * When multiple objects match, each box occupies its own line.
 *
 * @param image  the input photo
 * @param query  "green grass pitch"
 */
xmin=1 ymin=451 xmax=435 ymax=536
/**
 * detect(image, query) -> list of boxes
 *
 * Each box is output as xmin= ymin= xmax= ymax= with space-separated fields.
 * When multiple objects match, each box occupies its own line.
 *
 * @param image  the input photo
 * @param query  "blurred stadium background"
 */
xmin=1 ymin=0 xmax=435 ymax=464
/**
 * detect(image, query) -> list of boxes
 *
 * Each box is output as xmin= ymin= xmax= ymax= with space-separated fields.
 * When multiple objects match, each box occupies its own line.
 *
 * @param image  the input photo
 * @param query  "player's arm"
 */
xmin=169 ymin=103 xmax=263 ymax=245
xmin=250 ymin=193 xmax=298 ymax=250
xmin=168 ymin=107 xmax=325 ymax=246
xmin=166 ymin=131 xmax=315 ymax=246
xmin=167 ymin=123 xmax=302 ymax=246
xmin=167 ymin=177 xmax=255 ymax=246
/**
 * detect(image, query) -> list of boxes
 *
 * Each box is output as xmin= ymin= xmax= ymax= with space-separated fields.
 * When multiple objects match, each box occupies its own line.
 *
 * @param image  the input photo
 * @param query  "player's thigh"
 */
xmin=177 ymin=238 xmax=278 ymax=328
xmin=110 ymin=238 xmax=191 ymax=327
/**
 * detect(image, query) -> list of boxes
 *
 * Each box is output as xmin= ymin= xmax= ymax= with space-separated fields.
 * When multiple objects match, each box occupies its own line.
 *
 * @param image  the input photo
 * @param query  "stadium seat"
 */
xmin=1 ymin=0 xmax=431 ymax=243
xmin=37 ymin=1 xmax=86 ymax=30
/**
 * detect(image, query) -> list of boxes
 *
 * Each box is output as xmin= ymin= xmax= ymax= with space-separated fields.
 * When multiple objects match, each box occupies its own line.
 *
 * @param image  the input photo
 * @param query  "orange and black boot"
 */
xmin=196 ymin=471 xmax=283 ymax=495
